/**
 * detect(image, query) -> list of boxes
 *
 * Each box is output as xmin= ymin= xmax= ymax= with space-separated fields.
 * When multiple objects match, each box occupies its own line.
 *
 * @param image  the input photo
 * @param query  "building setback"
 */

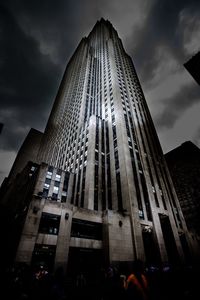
xmin=1 ymin=19 xmax=197 ymax=275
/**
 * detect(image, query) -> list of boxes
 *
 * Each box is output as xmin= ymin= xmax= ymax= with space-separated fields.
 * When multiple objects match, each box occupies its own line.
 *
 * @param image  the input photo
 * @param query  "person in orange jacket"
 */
xmin=126 ymin=259 xmax=149 ymax=300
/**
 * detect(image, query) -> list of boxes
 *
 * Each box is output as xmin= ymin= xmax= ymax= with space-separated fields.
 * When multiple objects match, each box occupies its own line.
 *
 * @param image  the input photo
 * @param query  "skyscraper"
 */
xmin=3 ymin=19 xmax=197 ymax=274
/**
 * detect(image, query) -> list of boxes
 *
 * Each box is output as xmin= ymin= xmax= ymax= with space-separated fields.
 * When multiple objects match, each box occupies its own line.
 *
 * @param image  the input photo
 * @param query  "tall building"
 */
xmin=165 ymin=141 xmax=200 ymax=240
xmin=0 ymin=122 xmax=3 ymax=134
xmin=8 ymin=128 xmax=43 ymax=182
xmin=184 ymin=51 xmax=200 ymax=85
xmin=1 ymin=19 xmax=197 ymax=275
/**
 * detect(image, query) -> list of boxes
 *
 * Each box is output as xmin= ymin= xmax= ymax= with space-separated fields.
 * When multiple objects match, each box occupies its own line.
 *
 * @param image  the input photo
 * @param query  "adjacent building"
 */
xmin=8 ymin=128 xmax=43 ymax=182
xmin=165 ymin=141 xmax=200 ymax=241
xmin=1 ymin=19 xmax=197 ymax=276
xmin=184 ymin=51 xmax=200 ymax=85
xmin=0 ymin=123 xmax=3 ymax=134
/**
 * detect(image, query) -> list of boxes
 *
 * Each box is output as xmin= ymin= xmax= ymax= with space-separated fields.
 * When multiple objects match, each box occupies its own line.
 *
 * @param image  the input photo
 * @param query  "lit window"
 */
xmin=55 ymin=174 xmax=61 ymax=181
xmin=53 ymin=186 xmax=59 ymax=194
xmin=46 ymin=171 xmax=52 ymax=179
xmin=44 ymin=183 xmax=50 ymax=189
xmin=139 ymin=210 xmax=144 ymax=219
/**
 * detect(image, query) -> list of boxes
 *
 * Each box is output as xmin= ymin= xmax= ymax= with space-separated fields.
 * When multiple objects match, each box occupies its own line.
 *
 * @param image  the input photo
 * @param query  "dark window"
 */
xmin=54 ymin=180 xmax=60 ymax=187
xmin=75 ymin=171 xmax=81 ymax=206
xmin=112 ymin=114 xmax=115 ymax=123
xmin=114 ymin=139 xmax=117 ymax=148
xmin=63 ymin=172 xmax=70 ymax=192
xmin=48 ymin=166 xmax=54 ymax=172
xmin=116 ymin=172 xmax=123 ymax=211
xmin=61 ymin=195 xmax=67 ymax=203
xmin=38 ymin=213 xmax=61 ymax=235
xmin=129 ymin=148 xmax=144 ymax=218
xmin=142 ymin=227 xmax=161 ymax=266
xmin=114 ymin=149 xmax=119 ymax=169
xmin=95 ymin=151 xmax=99 ymax=161
xmin=56 ymin=169 xmax=62 ymax=175
xmin=45 ymin=178 xmax=51 ymax=185
xmin=140 ymin=173 xmax=152 ymax=221
xmin=71 ymin=218 xmax=102 ymax=240
xmin=80 ymin=166 xmax=86 ymax=208
xmin=112 ymin=125 xmax=116 ymax=139
xmin=71 ymin=174 xmax=76 ymax=204
xmin=94 ymin=165 xmax=98 ymax=210
xmin=52 ymin=193 xmax=58 ymax=201
xmin=107 ymin=154 xmax=112 ymax=209
xmin=106 ymin=121 xmax=110 ymax=154
xmin=43 ymin=188 xmax=49 ymax=198
xmin=159 ymin=214 xmax=180 ymax=264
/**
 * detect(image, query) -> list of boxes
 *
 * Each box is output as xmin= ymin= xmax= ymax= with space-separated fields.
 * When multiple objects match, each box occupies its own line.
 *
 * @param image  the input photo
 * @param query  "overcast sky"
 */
xmin=0 ymin=0 xmax=200 ymax=184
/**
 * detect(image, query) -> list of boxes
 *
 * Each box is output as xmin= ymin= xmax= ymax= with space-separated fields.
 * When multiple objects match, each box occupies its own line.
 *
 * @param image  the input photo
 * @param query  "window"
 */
xmin=55 ymin=174 xmax=61 ymax=181
xmin=54 ymin=180 xmax=60 ymax=187
xmin=61 ymin=191 xmax=67 ymax=203
xmin=53 ymin=186 xmax=59 ymax=194
xmin=48 ymin=166 xmax=53 ymax=172
xmin=114 ymin=139 xmax=117 ymax=148
xmin=63 ymin=172 xmax=70 ymax=192
xmin=139 ymin=210 xmax=144 ymax=219
xmin=46 ymin=171 xmax=52 ymax=179
xmin=43 ymin=188 xmax=48 ymax=198
xmin=45 ymin=178 xmax=51 ymax=185
xmin=38 ymin=212 xmax=61 ymax=235
xmin=71 ymin=218 xmax=102 ymax=240
xmin=44 ymin=183 xmax=50 ymax=189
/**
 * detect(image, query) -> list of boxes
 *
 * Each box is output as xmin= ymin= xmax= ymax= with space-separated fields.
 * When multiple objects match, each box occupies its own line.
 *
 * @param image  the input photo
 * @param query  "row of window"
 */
xmin=38 ymin=213 xmax=102 ymax=241
xmin=42 ymin=167 xmax=69 ymax=202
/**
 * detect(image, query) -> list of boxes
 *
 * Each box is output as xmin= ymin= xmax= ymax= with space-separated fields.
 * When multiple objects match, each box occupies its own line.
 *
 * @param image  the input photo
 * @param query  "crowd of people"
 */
xmin=1 ymin=260 xmax=199 ymax=300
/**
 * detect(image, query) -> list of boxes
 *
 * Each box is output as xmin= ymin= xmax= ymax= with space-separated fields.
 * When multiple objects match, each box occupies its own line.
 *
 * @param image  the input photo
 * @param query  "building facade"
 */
xmin=2 ymin=19 xmax=197 ymax=274
xmin=165 ymin=142 xmax=200 ymax=241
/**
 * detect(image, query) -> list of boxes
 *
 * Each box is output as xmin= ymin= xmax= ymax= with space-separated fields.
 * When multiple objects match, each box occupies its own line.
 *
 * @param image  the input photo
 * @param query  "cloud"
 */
xmin=129 ymin=0 xmax=200 ymax=87
xmin=5 ymin=0 xmax=101 ymax=65
xmin=0 ymin=150 xmax=16 ymax=184
xmin=1 ymin=0 xmax=200 ymax=178
xmin=159 ymin=102 xmax=200 ymax=153
xmin=0 ymin=3 xmax=61 ymax=150
xmin=0 ymin=0 xmax=146 ymax=153
xmin=155 ymin=81 xmax=200 ymax=129
xmin=98 ymin=0 xmax=147 ymax=40
xmin=180 ymin=5 xmax=200 ymax=55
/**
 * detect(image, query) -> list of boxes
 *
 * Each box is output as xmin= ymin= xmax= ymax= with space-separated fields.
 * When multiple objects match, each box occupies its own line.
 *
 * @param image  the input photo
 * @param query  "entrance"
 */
xmin=31 ymin=244 xmax=56 ymax=272
xmin=142 ymin=227 xmax=161 ymax=267
xmin=67 ymin=247 xmax=103 ymax=280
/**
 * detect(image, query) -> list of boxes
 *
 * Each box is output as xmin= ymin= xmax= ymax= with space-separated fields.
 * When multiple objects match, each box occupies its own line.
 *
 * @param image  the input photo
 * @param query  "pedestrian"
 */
xmin=126 ymin=259 xmax=149 ymax=300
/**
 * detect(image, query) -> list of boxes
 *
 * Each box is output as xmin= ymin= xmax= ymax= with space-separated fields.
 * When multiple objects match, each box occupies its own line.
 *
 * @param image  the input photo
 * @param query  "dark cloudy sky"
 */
xmin=0 ymin=0 xmax=200 ymax=184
